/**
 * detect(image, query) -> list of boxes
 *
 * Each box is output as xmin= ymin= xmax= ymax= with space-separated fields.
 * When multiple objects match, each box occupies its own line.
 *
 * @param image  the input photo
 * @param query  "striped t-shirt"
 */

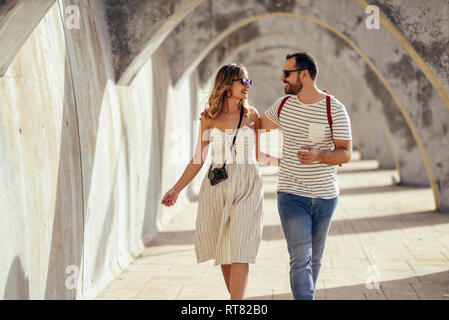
xmin=264 ymin=94 xmax=352 ymax=199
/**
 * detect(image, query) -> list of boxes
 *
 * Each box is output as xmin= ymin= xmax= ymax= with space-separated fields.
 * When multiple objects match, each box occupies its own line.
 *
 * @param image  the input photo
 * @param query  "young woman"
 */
xmin=161 ymin=63 xmax=279 ymax=300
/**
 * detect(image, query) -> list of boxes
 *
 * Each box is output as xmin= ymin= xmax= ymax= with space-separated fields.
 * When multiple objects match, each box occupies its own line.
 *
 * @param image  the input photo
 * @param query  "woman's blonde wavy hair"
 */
xmin=201 ymin=63 xmax=250 ymax=120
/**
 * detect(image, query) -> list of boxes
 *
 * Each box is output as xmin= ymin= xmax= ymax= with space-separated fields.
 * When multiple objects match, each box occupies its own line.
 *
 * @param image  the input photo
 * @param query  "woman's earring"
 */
xmin=226 ymin=90 xmax=232 ymax=98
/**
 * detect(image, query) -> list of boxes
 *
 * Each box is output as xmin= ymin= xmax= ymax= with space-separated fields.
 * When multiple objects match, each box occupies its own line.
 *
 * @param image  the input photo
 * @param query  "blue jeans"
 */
xmin=277 ymin=192 xmax=338 ymax=300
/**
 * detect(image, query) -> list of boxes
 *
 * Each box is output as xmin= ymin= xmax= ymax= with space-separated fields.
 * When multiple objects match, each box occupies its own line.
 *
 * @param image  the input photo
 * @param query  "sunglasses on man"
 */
xmin=282 ymin=68 xmax=306 ymax=78
xmin=232 ymin=77 xmax=253 ymax=86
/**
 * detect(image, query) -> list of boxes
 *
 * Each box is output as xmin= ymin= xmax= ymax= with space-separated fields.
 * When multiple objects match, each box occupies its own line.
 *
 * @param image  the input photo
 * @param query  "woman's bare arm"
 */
xmin=161 ymin=115 xmax=211 ymax=206
xmin=174 ymin=115 xmax=211 ymax=191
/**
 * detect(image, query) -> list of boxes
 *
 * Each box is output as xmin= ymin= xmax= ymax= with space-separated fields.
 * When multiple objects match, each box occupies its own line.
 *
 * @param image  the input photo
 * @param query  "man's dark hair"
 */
xmin=286 ymin=52 xmax=318 ymax=80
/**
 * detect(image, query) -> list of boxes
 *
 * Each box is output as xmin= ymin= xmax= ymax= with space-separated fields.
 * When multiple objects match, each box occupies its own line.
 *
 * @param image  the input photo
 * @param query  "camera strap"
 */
xmin=222 ymin=105 xmax=244 ymax=169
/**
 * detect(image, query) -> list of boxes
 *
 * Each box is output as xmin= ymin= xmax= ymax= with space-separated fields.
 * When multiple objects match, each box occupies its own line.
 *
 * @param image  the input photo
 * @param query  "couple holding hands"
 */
xmin=161 ymin=52 xmax=352 ymax=300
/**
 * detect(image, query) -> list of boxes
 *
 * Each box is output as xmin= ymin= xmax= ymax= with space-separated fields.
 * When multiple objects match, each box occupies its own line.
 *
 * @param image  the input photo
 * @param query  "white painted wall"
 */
xmin=0 ymin=2 xmax=198 ymax=299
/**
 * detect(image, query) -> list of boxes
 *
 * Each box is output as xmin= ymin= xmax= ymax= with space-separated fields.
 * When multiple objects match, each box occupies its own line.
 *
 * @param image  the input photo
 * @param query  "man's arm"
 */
xmin=318 ymin=139 xmax=352 ymax=165
xmin=260 ymin=113 xmax=279 ymax=132
xmin=256 ymin=115 xmax=281 ymax=166
xmin=259 ymin=101 xmax=282 ymax=162
xmin=297 ymin=139 xmax=352 ymax=165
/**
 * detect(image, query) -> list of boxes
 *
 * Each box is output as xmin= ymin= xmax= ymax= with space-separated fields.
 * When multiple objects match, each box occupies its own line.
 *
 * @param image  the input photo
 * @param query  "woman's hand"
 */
xmin=161 ymin=187 xmax=180 ymax=207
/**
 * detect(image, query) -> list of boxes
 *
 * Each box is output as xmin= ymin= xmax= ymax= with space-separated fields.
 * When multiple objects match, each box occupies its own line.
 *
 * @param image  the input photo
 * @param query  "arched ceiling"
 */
xmin=101 ymin=0 xmax=447 ymax=210
xmin=0 ymin=0 xmax=55 ymax=75
xmin=358 ymin=0 xmax=449 ymax=103
xmin=156 ymin=0 xmax=448 ymax=210
xmin=2 ymin=0 xmax=448 ymax=209
xmin=102 ymin=0 xmax=204 ymax=84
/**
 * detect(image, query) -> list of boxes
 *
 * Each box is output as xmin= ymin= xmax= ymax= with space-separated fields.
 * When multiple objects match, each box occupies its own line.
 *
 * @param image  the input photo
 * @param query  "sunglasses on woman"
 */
xmin=282 ymin=68 xmax=306 ymax=78
xmin=232 ymin=77 xmax=253 ymax=86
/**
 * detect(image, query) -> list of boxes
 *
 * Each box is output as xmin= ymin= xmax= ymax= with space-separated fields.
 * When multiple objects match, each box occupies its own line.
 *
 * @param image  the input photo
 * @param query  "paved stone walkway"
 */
xmin=97 ymin=154 xmax=449 ymax=300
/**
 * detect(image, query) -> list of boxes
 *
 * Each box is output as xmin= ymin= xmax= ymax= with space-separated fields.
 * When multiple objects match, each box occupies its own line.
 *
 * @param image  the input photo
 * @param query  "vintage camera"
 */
xmin=207 ymin=164 xmax=228 ymax=186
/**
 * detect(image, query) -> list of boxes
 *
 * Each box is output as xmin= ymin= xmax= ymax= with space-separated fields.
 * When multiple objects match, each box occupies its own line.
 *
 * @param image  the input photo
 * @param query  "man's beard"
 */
xmin=284 ymin=78 xmax=302 ymax=95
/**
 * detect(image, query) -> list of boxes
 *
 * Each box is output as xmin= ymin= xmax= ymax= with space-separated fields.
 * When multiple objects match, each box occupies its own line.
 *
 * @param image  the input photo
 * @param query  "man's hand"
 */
xmin=296 ymin=146 xmax=322 ymax=164
xmin=297 ymin=140 xmax=352 ymax=166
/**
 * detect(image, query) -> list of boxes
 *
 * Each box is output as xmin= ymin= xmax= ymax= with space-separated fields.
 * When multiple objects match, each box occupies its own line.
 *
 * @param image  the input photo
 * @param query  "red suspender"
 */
xmin=277 ymin=96 xmax=291 ymax=118
xmin=323 ymin=90 xmax=342 ymax=167
xmin=323 ymin=90 xmax=333 ymax=136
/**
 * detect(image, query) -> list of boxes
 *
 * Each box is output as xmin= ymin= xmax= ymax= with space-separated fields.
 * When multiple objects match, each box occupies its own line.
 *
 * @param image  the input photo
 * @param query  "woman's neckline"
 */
xmin=211 ymin=125 xmax=251 ymax=136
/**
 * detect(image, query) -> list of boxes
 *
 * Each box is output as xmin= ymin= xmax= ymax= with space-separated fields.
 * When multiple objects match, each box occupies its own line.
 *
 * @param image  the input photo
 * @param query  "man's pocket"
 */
xmin=308 ymin=123 xmax=326 ymax=142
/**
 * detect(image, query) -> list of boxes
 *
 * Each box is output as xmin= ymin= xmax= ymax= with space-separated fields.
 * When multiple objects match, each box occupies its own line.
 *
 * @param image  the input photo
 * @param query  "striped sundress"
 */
xmin=195 ymin=126 xmax=264 ymax=266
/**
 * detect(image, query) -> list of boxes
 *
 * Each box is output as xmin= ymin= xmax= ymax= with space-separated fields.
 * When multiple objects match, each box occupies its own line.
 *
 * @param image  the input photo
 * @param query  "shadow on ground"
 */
xmin=338 ymin=185 xmax=429 ymax=196
xmin=245 ymin=270 xmax=449 ymax=300
xmin=145 ymin=209 xmax=449 ymax=247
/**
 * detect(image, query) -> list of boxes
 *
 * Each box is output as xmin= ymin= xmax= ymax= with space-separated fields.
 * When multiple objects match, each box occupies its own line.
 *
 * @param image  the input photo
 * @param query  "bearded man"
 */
xmin=260 ymin=52 xmax=353 ymax=300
